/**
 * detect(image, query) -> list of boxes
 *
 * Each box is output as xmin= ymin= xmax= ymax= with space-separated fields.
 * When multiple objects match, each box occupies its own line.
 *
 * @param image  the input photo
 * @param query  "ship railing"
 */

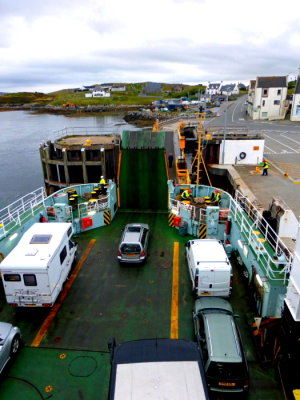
xmin=169 ymin=198 xmax=207 ymax=223
xmin=0 ymin=188 xmax=46 ymax=238
xmin=78 ymin=196 xmax=109 ymax=218
xmin=231 ymin=191 xmax=293 ymax=284
xmin=50 ymin=126 xmax=121 ymax=140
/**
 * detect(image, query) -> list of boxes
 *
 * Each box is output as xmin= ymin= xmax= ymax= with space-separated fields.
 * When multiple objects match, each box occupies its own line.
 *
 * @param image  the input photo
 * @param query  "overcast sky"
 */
xmin=1 ymin=0 xmax=299 ymax=93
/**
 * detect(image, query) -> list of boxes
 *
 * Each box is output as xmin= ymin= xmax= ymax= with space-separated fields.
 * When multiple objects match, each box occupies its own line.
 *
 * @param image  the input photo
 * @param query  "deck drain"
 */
xmin=69 ymin=356 xmax=98 ymax=377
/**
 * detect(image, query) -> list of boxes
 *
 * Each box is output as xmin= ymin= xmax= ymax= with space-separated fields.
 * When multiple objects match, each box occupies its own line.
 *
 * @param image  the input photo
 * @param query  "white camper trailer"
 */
xmin=185 ymin=239 xmax=232 ymax=297
xmin=0 ymin=223 xmax=77 ymax=307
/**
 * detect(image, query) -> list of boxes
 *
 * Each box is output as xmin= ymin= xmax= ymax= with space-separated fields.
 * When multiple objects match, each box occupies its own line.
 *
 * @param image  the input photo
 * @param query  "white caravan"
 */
xmin=0 ymin=223 xmax=77 ymax=307
xmin=185 ymin=239 xmax=232 ymax=297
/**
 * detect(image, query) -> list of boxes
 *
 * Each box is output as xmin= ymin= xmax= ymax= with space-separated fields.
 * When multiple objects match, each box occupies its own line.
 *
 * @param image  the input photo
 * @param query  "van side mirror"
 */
xmin=185 ymin=242 xmax=190 ymax=248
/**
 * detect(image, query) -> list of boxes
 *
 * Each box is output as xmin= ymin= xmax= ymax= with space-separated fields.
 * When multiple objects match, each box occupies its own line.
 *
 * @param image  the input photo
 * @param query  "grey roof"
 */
xmin=220 ymin=84 xmax=236 ymax=91
xmin=145 ymin=82 xmax=161 ymax=89
xmin=256 ymin=76 xmax=287 ymax=88
xmin=295 ymin=77 xmax=300 ymax=94
xmin=208 ymin=83 xmax=220 ymax=89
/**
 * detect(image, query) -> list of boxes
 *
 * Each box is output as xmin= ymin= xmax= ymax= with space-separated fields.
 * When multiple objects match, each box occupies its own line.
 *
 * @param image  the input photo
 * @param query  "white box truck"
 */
xmin=185 ymin=239 xmax=232 ymax=297
xmin=0 ymin=222 xmax=77 ymax=307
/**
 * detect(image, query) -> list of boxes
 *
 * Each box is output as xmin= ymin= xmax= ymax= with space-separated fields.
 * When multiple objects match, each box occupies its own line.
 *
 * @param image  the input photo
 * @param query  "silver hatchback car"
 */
xmin=0 ymin=322 xmax=21 ymax=374
xmin=117 ymin=223 xmax=150 ymax=264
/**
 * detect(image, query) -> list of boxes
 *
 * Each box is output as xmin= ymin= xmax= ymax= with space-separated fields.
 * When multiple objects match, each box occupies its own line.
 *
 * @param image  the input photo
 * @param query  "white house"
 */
xmin=218 ymin=83 xmax=239 ymax=96
xmin=85 ymin=90 xmax=111 ymax=98
xmin=248 ymin=76 xmax=288 ymax=120
xmin=290 ymin=69 xmax=300 ymax=122
xmin=206 ymin=82 xmax=221 ymax=97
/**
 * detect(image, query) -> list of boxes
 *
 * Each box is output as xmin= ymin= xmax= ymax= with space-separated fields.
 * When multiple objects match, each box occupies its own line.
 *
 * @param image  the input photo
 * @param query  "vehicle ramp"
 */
xmin=119 ymin=131 xmax=168 ymax=211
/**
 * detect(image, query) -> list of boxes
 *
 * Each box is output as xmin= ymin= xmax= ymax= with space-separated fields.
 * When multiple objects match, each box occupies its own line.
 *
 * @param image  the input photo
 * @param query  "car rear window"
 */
xmin=121 ymin=244 xmax=141 ymax=253
xmin=127 ymin=227 xmax=141 ymax=233
xmin=207 ymin=361 xmax=247 ymax=380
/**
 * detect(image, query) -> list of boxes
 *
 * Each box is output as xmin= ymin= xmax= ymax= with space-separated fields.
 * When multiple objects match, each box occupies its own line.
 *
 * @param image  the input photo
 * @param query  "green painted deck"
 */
xmin=119 ymin=149 xmax=168 ymax=210
xmin=0 ymin=211 xmax=284 ymax=399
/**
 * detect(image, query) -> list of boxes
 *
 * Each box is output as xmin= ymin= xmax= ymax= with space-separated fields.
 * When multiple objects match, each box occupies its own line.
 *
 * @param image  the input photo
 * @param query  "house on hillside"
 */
xmin=290 ymin=69 xmax=300 ymax=121
xmin=76 ymin=85 xmax=96 ymax=92
xmin=219 ymin=83 xmax=239 ymax=96
xmin=85 ymin=88 xmax=110 ymax=98
xmin=111 ymin=85 xmax=127 ymax=92
xmin=247 ymin=76 xmax=288 ymax=120
xmin=141 ymin=82 xmax=162 ymax=95
xmin=172 ymin=84 xmax=185 ymax=93
xmin=206 ymin=82 xmax=221 ymax=97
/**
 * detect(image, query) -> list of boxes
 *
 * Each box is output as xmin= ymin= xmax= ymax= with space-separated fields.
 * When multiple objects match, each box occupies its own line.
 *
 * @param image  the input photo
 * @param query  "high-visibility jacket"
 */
xmin=212 ymin=191 xmax=220 ymax=202
xmin=99 ymin=178 xmax=106 ymax=185
xmin=263 ymin=162 xmax=269 ymax=170
xmin=181 ymin=190 xmax=191 ymax=200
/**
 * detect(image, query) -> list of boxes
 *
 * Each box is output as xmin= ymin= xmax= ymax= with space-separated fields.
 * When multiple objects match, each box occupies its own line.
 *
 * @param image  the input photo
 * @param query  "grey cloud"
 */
xmin=1 ymin=30 xmax=300 ymax=92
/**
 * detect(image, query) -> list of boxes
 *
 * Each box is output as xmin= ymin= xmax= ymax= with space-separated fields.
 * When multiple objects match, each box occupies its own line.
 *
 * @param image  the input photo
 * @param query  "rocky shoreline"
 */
xmin=0 ymin=104 xmax=174 ymax=123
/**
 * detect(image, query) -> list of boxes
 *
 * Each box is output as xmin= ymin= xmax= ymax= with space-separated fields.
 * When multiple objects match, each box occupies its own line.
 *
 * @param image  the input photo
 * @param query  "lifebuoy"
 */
xmin=239 ymin=152 xmax=246 ymax=160
xmin=0 ymin=252 xmax=4 ymax=262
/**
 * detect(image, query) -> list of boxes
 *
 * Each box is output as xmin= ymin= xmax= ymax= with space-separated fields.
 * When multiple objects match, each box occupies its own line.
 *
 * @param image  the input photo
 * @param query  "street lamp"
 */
xmin=221 ymin=91 xmax=229 ymax=164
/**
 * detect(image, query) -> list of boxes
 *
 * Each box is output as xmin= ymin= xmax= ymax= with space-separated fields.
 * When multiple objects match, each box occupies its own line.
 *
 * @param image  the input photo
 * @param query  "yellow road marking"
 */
xmin=170 ymin=242 xmax=179 ymax=339
xmin=31 ymin=239 xmax=96 ymax=347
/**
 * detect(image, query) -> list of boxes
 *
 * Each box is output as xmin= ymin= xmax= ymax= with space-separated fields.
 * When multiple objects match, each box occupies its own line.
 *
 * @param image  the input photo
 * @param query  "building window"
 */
xmin=274 ymin=100 xmax=280 ymax=105
xmin=262 ymin=100 xmax=265 ymax=106
xmin=277 ymin=89 xmax=281 ymax=95
xmin=262 ymin=89 xmax=268 ymax=97
xmin=262 ymin=112 xmax=268 ymax=118
xmin=296 ymin=105 xmax=300 ymax=116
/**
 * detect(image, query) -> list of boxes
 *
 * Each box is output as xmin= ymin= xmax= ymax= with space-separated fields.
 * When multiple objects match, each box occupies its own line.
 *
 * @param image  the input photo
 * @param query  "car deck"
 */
xmin=0 ymin=211 xmax=284 ymax=399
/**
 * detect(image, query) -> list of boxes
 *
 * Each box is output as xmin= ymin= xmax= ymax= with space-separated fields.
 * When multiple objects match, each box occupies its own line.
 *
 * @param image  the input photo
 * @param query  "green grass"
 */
xmin=1 ymin=82 xmax=209 ymax=107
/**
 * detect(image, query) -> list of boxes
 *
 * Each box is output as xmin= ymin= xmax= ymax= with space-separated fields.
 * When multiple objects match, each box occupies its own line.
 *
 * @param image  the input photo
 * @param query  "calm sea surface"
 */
xmin=0 ymin=111 xmax=139 ymax=209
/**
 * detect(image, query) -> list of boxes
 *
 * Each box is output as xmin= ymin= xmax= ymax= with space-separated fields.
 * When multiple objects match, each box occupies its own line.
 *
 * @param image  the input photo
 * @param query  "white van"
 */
xmin=185 ymin=239 xmax=232 ymax=297
xmin=0 ymin=222 xmax=77 ymax=307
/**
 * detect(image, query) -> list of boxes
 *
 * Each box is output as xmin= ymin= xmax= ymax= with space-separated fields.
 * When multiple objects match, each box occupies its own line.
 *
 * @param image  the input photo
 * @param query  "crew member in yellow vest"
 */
xmin=99 ymin=176 xmax=107 ymax=194
xmin=210 ymin=189 xmax=221 ymax=205
xmin=181 ymin=189 xmax=193 ymax=202
xmin=262 ymin=159 xmax=269 ymax=176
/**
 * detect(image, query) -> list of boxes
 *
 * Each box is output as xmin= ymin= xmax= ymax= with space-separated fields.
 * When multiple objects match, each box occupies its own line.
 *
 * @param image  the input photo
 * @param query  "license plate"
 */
xmin=218 ymin=382 xmax=236 ymax=387
xmin=200 ymin=292 xmax=212 ymax=295
xmin=126 ymin=254 xmax=136 ymax=257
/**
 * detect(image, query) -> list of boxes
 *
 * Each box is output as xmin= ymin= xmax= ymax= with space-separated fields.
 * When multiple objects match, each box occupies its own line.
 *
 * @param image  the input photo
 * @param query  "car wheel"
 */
xmin=10 ymin=335 xmax=20 ymax=357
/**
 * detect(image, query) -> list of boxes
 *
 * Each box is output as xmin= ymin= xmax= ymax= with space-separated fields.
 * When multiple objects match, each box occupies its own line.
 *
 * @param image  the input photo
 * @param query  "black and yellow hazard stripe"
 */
xmin=168 ymin=213 xmax=175 ymax=227
xmin=199 ymin=224 xmax=207 ymax=238
xmin=104 ymin=210 xmax=111 ymax=225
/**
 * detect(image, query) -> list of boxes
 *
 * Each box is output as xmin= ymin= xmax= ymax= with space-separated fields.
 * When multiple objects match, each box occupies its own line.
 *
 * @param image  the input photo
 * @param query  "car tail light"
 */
xmin=9 ymin=303 xmax=18 ymax=307
xmin=117 ymin=250 xmax=121 ymax=256
xmin=195 ymin=275 xmax=199 ymax=288
xmin=42 ymin=303 xmax=52 ymax=307
xmin=140 ymin=251 xmax=145 ymax=257
xmin=244 ymin=379 xmax=249 ymax=388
